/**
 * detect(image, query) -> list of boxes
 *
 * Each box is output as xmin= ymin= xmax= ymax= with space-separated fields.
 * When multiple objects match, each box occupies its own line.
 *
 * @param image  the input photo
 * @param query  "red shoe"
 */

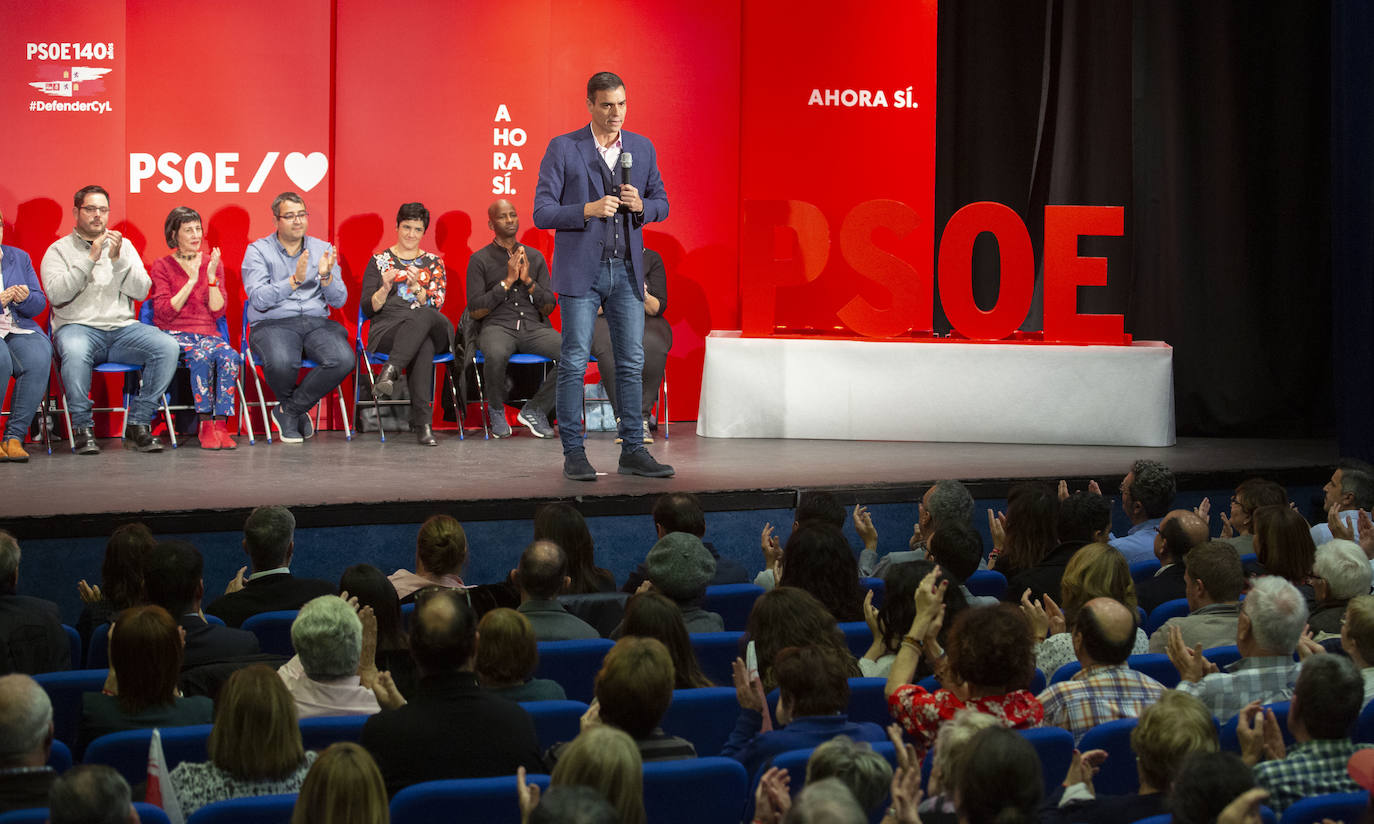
xmin=198 ymin=420 xmax=220 ymax=449
xmin=214 ymin=419 xmax=238 ymax=450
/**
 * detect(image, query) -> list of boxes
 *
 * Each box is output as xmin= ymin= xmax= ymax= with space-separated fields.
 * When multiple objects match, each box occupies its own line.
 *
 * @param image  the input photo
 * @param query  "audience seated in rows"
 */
xmin=860 ymin=480 xmax=975 ymax=579
xmin=1148 ymin=540 xmax=1245 ymax=653
xmin=1036 ymin=597 xmax=1165 ymax=743
xmin=619 ymin=592 xmax=714 ymax=688
xmin=1167 ymin=574 xmax=1305 ymax=721
xmin=278 ymin=595 xmax=402 ymax=718
xmin=749 ymin=588 xmax=860 ymax=691
xmin=475 ymin=608 xmax=567 ymax=701
xmin=1136 ymin=508 xmax=1209 ymax=612
xmin=143 ymin=541 xmax=260 ymax=669
xmin=48 ymin=764 xmax=137 ymax=824
xmin=1025 ymin=543 xmax=1148 ymax=678
xmin=621 ymin=492 xmax=750 ymax=592
xmin=860 ymin=561 xmax=966 ymax=679
xmin=0 ymin=531 xmax=70 ymax=676
xmin=1006 ymin=490 xmax=1110 ymax=606
xmin=1308 ymin=538 xmax=1371 ymax=634
xmin=637 ymin=532 xmax=723 ymax=632
xmin=534 ymin=503 xmax=616 ymax=594
xmin=169 ymin=664 xmax=316 ymax=816
xmin=291 ymin=742 xmax=389 ymax=824
xmin=756 ymin=491 xmax=846 ymax=590
xmin=515 ymin=541 xmax=600 ymax=641
xmin=988 ymin=481 xmax=1059 ymax=582
xmin=78 ymin=604 xmax=213 ymax=754
xmin=206 ymin=505 xmax=333 ymax=628
xmin=0 ymin=674 xmax=57 ymax=814
xmin=75 ymin=523 xmax=154 ymax=651
xmin=339 ymin=563 xmax=415 ymax=698
xmin=1110 ymin=459 xmax=1177 ymax=565
xmin=360 ymin=588 xmax=543 ymax=795
xmin=387 ymin=514 xmax=467 ymax=603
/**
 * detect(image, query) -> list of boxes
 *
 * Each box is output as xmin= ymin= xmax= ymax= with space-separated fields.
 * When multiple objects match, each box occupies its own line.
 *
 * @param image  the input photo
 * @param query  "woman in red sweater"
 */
xmin=147 ymin=206 xmax=241 ymax=449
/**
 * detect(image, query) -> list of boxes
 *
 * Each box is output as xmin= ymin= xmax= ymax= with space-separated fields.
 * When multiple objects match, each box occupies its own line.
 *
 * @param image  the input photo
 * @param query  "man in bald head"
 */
xmin=1036 ymin=597 xmax=1167 ymax=744
xmin=464 ymin=199 xmax=561 ymax=439
xmin=1138 ymin=509 xmax=1211 ymax=612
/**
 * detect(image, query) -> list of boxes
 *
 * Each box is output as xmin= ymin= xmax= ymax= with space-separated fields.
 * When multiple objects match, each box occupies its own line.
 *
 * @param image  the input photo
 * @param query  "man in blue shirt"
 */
xmin=1111 ymin=459 xmax=1176 ymax=565
xmin=241 ymin=192 xmax=353 ymax=443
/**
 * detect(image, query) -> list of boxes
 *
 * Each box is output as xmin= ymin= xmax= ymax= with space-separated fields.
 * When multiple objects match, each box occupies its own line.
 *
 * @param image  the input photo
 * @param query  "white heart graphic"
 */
xmin=283 ymin=151 xmax=329 ymax=192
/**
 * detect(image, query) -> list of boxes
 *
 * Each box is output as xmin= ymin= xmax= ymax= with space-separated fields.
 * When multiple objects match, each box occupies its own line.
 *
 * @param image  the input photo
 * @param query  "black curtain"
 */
xmin=937 ymin=1 xmax=1339 ymax=442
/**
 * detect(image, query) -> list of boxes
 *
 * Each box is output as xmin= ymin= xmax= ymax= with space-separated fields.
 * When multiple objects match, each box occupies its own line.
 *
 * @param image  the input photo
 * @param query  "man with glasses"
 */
xmin=242 ymin=191 xmax=353 ymax=443
xmin=40 ymin=185 xmax=179 ymax=454
xmin=1110 ymin=459 xmax=1177 ymax=565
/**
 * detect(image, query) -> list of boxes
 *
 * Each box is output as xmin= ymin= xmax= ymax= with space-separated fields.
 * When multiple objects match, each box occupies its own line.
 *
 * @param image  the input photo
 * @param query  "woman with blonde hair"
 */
xmin=388 ymin=514 xmax=468 ymax=602
xmin=549 ymin=725 xmax=644 ymax=824
xmin=170 ymin=665 xmax=316 ymax=816
xmin=476 ymin=608 xmax=567 ymax=701
xmin=1021 ymin=542 xmax=1148 ymax=678
xmin=290 ymin=742 xmax=389 ymax=824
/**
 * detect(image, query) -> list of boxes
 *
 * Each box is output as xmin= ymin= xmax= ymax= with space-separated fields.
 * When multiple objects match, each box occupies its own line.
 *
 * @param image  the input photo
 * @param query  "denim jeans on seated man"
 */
xmin=556 ymin=259 xmax=645 ymax=455
xmin=249 ymin=316 xmax=355 ymax=419
xmin=54 ymin=322 xmax=179 ymax=428
xmin=0 ymin=332 xmax=53 ymax=440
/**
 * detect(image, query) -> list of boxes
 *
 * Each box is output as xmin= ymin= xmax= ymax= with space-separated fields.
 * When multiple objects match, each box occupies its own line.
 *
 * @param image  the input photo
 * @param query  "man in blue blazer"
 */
xmin=534 ymin=71 xmax=674 ymax=481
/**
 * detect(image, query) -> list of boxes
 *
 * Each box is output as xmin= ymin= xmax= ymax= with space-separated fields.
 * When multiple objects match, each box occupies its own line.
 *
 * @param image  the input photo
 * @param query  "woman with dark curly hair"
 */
xmin=76 ymin=522 xmax=155 ymax=650
xmin=747 ymin=587 xmax=860 ymax=691
xmin=621 ymin=592 xmax=714 ymax=688
xmin=884 ymin=570 xmax=1042 ymax=759
xmin=534 ymin=502 xmax=616 ymax=594
xmin=776 ymin=521 xmax=864 ymax=623
xmin=988 ymin=482 xmax=1058 ymax=579
xmin=859 ymin=560 xmax=966 ymax=678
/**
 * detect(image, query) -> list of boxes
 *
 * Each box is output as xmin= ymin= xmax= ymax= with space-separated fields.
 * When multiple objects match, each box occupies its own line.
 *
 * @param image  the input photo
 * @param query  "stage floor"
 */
xmin=1 ymin=427 xmax=1339 ymax=538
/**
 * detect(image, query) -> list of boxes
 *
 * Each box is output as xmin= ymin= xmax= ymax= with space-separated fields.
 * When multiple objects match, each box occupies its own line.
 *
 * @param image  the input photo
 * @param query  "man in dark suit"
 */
xmin=360 ymin=589 xmax=544 ymax=796
xmin=142 ymin=541 xmax=259 ymax=668
xmin=1137 ymin=509 xmax=1209 ymax=613
xmin=206 ymin=506 xmax=334 ymax=628
xmin=533 ymin=70 xmax=673 ymax=481
xmin=0 ymin=532 xmax=69 ymax=676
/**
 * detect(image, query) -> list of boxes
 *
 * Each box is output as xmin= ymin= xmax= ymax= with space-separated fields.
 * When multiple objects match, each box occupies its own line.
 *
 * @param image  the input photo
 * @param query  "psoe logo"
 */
xmin=130 ymin=151 xmax=330 ymax=194
xmin=30 ymin=66 xmax=111 ymax=98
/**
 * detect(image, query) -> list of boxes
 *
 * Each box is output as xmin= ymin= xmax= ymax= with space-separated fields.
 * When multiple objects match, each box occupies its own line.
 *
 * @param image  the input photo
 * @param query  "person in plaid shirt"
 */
xmin=1237 ymin=653 xmax=1370 ymax=812
xmin=1168 ymin=575 xmax=1306 ymax=722
xmin=1037 ymin=598 xmax=1166 ymax=744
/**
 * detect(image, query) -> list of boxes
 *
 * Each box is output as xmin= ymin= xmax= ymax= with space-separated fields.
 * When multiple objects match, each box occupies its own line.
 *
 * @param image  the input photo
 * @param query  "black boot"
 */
xmin=415 ymin=424 xmax=437 ymax=446
xmin=73 ymin=427 xmax=101 ymax=455
xmin=123 ymin=424 xmax=164 ymax=453
xmin=373 ymin=364 xmax=400 ymax=399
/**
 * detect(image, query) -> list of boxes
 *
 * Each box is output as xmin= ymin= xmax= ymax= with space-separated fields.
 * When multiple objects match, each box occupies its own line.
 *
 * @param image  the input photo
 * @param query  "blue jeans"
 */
xmin=53 ymin=322 xmax=180 ymax=428
xmin=0 ymin=331 xmax=53 ymax=440
xmin=249 ymin=316 xmax=355 ymax=417
xmin=557 ymin=259 xmax=645 ymax=454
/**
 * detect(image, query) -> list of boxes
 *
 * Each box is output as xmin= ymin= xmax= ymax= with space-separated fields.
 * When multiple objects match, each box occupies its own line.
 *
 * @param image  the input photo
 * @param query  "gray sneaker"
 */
xmin=490 ymin=411 xmax=512 ymax=438
xmin=517 ymin=406 xmax=555 ymax=438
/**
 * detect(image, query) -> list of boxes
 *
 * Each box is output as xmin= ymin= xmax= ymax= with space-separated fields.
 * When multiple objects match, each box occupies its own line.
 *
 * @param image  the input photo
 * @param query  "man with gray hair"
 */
xmin=0 ymin=531 xmax=70 ymax=675
xmin=47 ymin=764 xmax=137 ymax=824
xmin=277 ymin=595 xmax=401 ymax=718
xmin=1111 ymin=459 xmax=1177 ymax=565
xmin=858 ymin=480 xmax=974 ymax=578
xmin=1311 ymin=459 xmax=1374 ymax=546
xmin=207 ymin=506 xmax=333 ymax=627
xmin=0 ymin=674 xmax=57 ymax=813
xmin=783 ymin=777 xmax=867 ymax=824
xmin=1168 ymin=575 xmax=1306 ymax=721
xmin=1307 ymin=539 xmax=1372 ymax=634
xmin=805 ymin=736 xmax=894 ymax=817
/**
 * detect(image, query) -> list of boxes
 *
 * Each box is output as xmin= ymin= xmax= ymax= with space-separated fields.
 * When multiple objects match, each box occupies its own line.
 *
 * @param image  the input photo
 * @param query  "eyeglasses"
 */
xmin=80 ymin=206 xmax=110 ymax=215
xmin=276 ymin=211 xmax=309 ymax=222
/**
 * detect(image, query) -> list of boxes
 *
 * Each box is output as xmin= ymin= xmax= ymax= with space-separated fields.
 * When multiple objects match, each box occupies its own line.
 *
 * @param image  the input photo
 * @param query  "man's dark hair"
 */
xmin=270 ymin=191 xmax=305 ymax=218
xmin=1159 ymin=515 xmax=1202 ymax=562
xmin=73 ymin=185 xmax=109 ymax=209
xmin=1057 ymin=492 xmax=1112 ymax=544
xmin=1235 ymin=478 xmax=1287 ymax=512
xmin=1129 ymin=460 xmax=1176 ymax=518
xmin=926 ymin=523 xmax=982 ymax=583
xmin=775 ymin=645 xmax=850 ymax=717
xmin=518 ymin=541 xmax=567 ymax=600
xmin=796 ymin=491 xmax=845 ymax=528
xmin=142 ymin=541 xmax=203 ymax=617
xmin=1183 ymin=541 xmax=1245 ymax=603
xmin=409 ymin=589 xmax=477 ymax=675
xmin=48 ymin=764 xmax=131 ymax=824
xmin=586 ymin=71 xmax=626 ymax=99
xmin=163 ymin=206 xmax=202 ymax=249
xmin=1076 ymin=601 xmax=1136 ymax=665
xmin=1294 ymin=654 xmax=1362 ymax=739
xmin=1170 ymin=752 xmax=1255 ymax=824
xmin=652 ymin=492 xmax=706 ymax=537
xmin=396 ymin=201 xmax=430 ymax=230
xmin=530 ymin=785 xmax=619 ymax=824
xmin=243 ymin=506 xmax=295 ymax=570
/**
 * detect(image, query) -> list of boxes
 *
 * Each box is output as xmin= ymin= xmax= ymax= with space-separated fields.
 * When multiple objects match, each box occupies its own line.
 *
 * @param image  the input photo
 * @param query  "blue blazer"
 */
xmin=1 ymin=245 xmax=49 ymax=335
xmin=533 ymin=126 xmax=668 ymax=298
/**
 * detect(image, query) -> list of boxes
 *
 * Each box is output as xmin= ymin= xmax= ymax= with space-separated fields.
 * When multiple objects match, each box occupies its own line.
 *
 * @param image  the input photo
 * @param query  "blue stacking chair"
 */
xmin=299 ymin=714 xmax=368 ymax=751
xmin=1133 ymin=809 xmax=1277 ymax=824
xmin=533 ymin=639 xmax=613 ymax=704
xmin=0 ymin=804 xmax=172 ymax=824
xmin=1050 ymin=661 xmax=1081 ymax=684
xmin=966 ymin=570 xmax=1007 ymax=600
xmin=703 ymin=584 xmax=765 ymax=632
xmin=242 ymin=610 xmax=299 ymax=658
xmin=690 ymin=631 xmax=745 ymax=686
xmin=84 ymin=724 xmax=214 ymax=785
xmin=1126 ymin=653 xmax=1180 ymax=688
xmin=1145 ymin=598 xmax=1190 ymax=634
xmin=1281 ymin=792 xmax=1369 ymax=824
xmin=47 ymin=740 xmax=72 ymax=773
xmin=839 ymin=621 xmax=871 ymax=658
xmin=390 ymin=773 xmax=550 ymax=824
xmin=240 ymin=300 xmax=351 ymax=443
xmin=87 ymin=623 xmax=111 ymax=669
xmin=859 ymin=577 xmax=885 ymax=608
xmin=35 ymin=669 xmax=108 ymax=747
xmin=353 ymin=302 xmax=461 ymax=443
xmin=1203 ymin=644 xmax=1242 ymax=670
xmin=1130 ymin=559 xmax=1161 ymax=584
xmin=1357 ymin=698 xmax=1374 ymax=743
xmin=1019 ymin=726 xmax=1074 ymax=796
xmin=660 ymin=687 xmax=739 ymax=757
xmin=1218 ymin=701 xmax=1292 ymax=752
xmin=1076 ymin=717 xmax=1139 ymax=795
xmin=642 ymin=757 xmax=749 ymax=824
xmin=138 ymin=301 xmax=254 ymax=444
xmin=846 ymin=678 xmax=891 ymax=728
xmin=521 ymin=700 xmax=589 ymax=750
xmin=188 ymin=794 xmax=297 ymax=824
xmin=61 ymin=624 xmax=82 ymax=669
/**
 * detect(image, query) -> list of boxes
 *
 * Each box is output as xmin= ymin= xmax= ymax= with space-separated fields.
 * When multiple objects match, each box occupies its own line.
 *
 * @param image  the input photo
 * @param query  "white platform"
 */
xmin=695 ymin=332 xmax=1176 ymax=446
